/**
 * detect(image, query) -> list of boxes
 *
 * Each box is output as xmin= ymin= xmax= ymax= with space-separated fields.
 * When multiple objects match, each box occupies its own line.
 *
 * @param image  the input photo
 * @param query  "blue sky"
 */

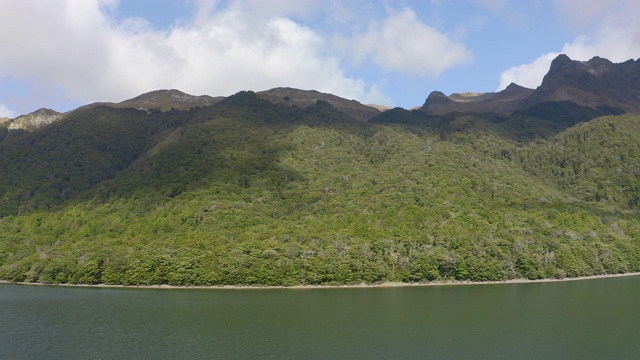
xmin=1 ymin=0 xmax=639 ymax=118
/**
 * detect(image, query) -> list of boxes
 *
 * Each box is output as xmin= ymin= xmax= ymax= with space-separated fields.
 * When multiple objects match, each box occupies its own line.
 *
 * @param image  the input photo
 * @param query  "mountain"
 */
xmin=421 ymin=83 xmax=533 ymax=115
xmin=5 ymin=54 xmax=638 ymax=133
xmin=1 ymin=88 xmax=639 ymax=286
xmin=526 ymin=55 xmax=640 ymax=112
xmin=4 ymin=89 xmax=224 ymax=132
xmin=256 ymin=87 xmax=382 ymax=121
xmin=2 ymin=88 xmax=382 ymax=136
xmin=82 ymin=89 xmax=224 ymax=112
xmin=1 ymin=56 xmax=640 ymax=286
xmin=7 ymin=108 xmax=62 ymax=131
xmin=420 ymin=55 xmax=640 ymax=118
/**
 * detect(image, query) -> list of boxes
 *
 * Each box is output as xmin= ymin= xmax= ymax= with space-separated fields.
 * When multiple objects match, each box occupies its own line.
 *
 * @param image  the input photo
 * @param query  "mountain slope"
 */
xmin=0 ymin=106 xmax=198 ymax=215
xmin=1 ymin=94 xmax=639 ymax=285
xmin=2 ymin=54 xmax=640 ymax=286
xmin=517 ymin=114 xmax=640 ymax=207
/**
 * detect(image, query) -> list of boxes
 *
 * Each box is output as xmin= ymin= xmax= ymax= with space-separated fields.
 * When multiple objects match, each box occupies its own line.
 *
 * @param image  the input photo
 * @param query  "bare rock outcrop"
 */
xmin=8 ymin=108 xmax=62 ymax=131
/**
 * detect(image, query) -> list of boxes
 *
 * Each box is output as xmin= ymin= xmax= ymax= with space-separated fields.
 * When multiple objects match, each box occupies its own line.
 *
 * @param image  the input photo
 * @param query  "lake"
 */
xmin=1 ymin=276 xmax=639 ymax=359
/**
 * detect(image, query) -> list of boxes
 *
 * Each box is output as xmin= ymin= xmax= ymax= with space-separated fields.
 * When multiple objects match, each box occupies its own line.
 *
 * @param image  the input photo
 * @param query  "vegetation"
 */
xmin=0 ymin=126 xmax=7 ymax=143
xmin=1 ymin=92 xmax=639 ymax=286
xmin=513 ymin=101 xmax=624 ymax=127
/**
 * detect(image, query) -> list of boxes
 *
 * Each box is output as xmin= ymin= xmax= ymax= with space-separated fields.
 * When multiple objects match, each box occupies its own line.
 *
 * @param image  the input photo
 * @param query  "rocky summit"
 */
xmin=7 ymin=108 xmax=62 ymax=131
xmin=421 ymin=54 xmax=640 ymax=116
xmin=526 ymin=55 xmax=640 ymax=112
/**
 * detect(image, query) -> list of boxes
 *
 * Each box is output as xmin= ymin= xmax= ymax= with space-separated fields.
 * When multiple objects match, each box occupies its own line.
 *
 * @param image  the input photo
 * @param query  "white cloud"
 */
xmin=0 ymin=103 xmax=15 ymax=118
xmin=498 ymin=52 xmax=560 ymax=90
xmin=346 ymin=8 xmax=473 ymax=77
xmin=498 ymin=0 xmax=640 ymax=90
xmin=0 ymin=0 xmax=391 ymax=112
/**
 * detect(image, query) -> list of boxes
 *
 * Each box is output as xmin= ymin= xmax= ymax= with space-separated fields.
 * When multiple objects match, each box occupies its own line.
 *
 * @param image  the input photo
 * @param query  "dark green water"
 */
xmin=1 ymin=277 xmax=639 ymax=360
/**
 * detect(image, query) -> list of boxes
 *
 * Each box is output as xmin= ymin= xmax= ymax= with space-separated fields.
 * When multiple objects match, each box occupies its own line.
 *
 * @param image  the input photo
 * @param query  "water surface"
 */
xmin=1 ymin=277 xmax=639 ymax=359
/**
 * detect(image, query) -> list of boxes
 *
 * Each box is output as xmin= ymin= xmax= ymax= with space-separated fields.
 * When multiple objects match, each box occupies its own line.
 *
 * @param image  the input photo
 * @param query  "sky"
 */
xmin=1 ymin=0 xmax=640 ymax=118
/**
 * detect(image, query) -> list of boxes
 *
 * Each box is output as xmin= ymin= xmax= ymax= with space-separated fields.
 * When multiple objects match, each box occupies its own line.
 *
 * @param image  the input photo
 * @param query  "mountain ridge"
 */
xmin=256 ymin=87 xmax=382 ymax=122
xmin=525 ymin=55 xmax=640 ymax=112
xmin=421 ymin=55 xmax=640 ymax=117
xmin=6 ymin=54 xmax=639 ymax=131
xmin=421 ymin=83 xmax=533 ymax=115
xmin=79 ymin=89 xmax=225 ymax=113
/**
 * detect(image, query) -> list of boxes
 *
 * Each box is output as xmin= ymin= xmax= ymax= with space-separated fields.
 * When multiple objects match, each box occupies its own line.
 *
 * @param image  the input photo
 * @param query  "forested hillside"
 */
xmin=1 ymin=91 xmax=639 ymax=286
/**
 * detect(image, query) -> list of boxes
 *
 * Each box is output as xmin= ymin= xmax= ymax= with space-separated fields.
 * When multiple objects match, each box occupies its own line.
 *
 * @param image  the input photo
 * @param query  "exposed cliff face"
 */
xmin=256 ymin=87 xmax=382 ymax=122
xmin=8 ymin=108 xmax=62 ymax=131
xmin=0 ymin=117 xmax=9 ymax=126
xmin=420 ymin=55 xmax=640 ymax=116
xmin=526 ymin=55 xmax=640 ymax=112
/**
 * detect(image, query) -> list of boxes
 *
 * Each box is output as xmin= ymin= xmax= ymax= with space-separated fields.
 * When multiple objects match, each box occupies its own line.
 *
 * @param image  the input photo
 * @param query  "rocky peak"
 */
xmin=541 ymin=54 xmax=597 ymax=87
xmin=528 ymin=54 xmax=640 ymax=112
xmin=549 ymin=53 xmax=572 ymax=69
xmin=8 ymin=108 xmax=62 ymax=131
xmin=502 ymin=83 xmax=531 ymax=96
xmin=583 ymin=57 xmax=613 ymax=77
xmin=420 ymin=84 xmax=532 ymax=115
xmin=424 ymin=91 xmax=453 ymax=106
xmin=586 ymin=56 xmax=612 ymax=66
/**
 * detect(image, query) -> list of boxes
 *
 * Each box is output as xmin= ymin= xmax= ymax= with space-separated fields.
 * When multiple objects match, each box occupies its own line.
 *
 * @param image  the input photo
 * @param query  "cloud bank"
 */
xmin=347 ymin=8 xmax=473 ymax=77
xmin=0 ymin=0 xmax=472 ymax=114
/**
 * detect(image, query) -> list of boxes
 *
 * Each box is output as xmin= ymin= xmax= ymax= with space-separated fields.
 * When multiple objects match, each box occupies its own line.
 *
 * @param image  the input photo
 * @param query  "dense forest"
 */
xmin=1 ymin=91 xmax=639 ymax=286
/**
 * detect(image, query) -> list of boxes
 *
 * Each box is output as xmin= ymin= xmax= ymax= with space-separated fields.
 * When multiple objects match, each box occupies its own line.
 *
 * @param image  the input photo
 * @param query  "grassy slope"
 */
xmin=0 ymin=96 xmax=639 ymax=285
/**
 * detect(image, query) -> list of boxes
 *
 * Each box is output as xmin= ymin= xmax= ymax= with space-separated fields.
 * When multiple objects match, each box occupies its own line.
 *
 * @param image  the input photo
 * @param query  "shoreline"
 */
xmin=1 ymin=271 xmax=640 ymax=290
